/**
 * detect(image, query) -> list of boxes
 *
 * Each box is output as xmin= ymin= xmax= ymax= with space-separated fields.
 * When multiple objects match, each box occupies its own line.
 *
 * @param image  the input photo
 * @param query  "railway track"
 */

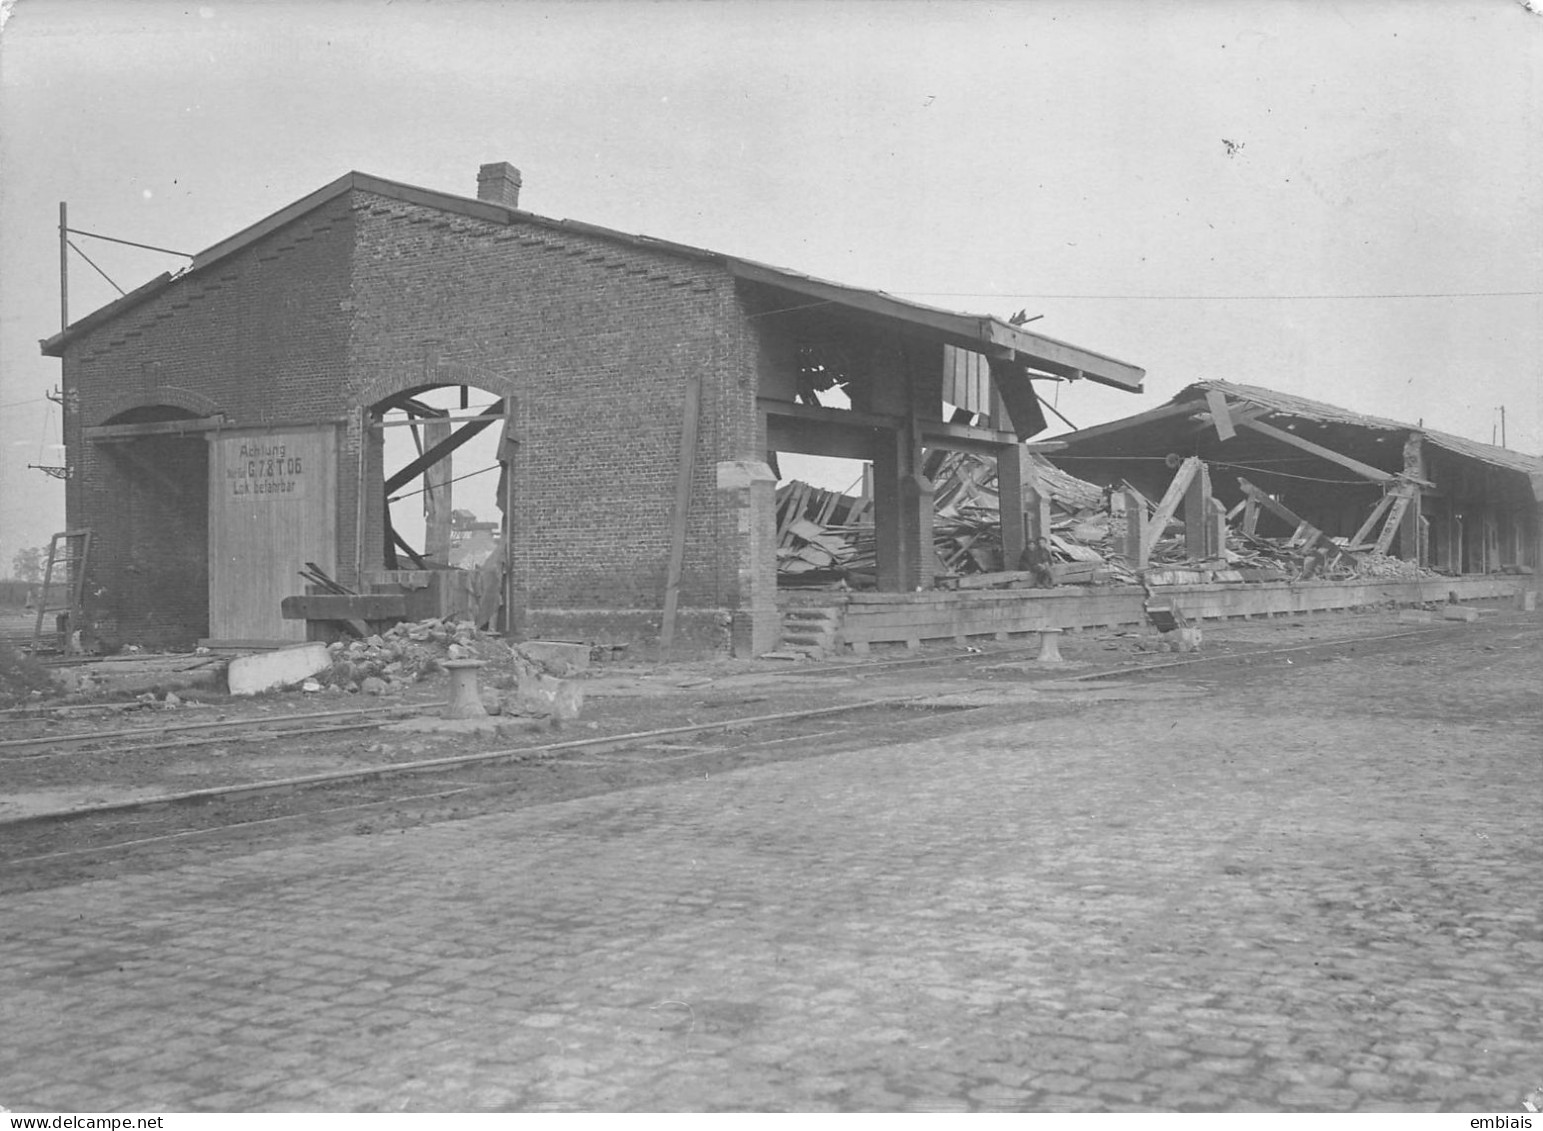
xmin=2 ymin=613 xmax=1532 ymax=888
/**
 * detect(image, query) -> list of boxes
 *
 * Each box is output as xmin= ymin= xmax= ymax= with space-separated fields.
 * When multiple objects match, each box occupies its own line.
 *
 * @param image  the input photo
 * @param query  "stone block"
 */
xmin=505 ymin=673 xmax=584 ymax=720
xmin=1397 ymin=609 xmax=1433 ymax=623
xmin=1441 ymin=606 xmax=1479 ymax=622
xmin=516 ymin=640 xmax=591 ymax=673
xmin=226 ymin=643 xmax=332 ymax=696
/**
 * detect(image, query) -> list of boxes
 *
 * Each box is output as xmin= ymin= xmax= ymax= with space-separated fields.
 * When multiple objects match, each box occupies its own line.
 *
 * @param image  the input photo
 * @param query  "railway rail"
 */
xmin=2 ymin=614 xmax=1533 ymax=887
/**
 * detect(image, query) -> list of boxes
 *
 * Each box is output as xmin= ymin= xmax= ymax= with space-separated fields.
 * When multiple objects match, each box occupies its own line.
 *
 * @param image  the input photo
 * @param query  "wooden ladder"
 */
xmin=30 ymin=529 xmax=92 ymax=654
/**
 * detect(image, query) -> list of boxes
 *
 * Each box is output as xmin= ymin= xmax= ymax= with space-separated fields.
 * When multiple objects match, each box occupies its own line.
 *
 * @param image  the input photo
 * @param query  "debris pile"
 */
xmin=320 ymin=617 xmax=499 ymax=695
xmin=776 ymin=452 xmax=1112 ymax=587
xmin=316 ymin=617 xmax=586 ymax=719
xmin=775 ymin=451 xmax=1440 ymax=589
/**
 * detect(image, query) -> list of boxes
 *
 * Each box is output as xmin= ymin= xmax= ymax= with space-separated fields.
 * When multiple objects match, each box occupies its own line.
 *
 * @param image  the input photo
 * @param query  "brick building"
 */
xmin=41 ymin=163 xmax=1143 ymax=655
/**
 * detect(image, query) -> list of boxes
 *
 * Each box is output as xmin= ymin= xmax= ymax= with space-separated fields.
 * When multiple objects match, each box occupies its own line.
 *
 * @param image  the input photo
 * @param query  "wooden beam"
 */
xmin=1348 ymin=491 xmax=1398 ymax=549
xmin=1234 ymin=416 xmax=1394 ymax=483
xmin=918 ymin=418 xmax=1021 ymax=451
xmin=1140 ymin=456 xmax=1201 ymax=567
xmin=1052 ymin=400 xmax=1204 ymax=448
xmin=659 ymin=376 xmax=701 ymax=652
xmin=1204 ymin=390 xmax=1236 ymax=441
xmin=988 ymin=358 xmax=1049 ymax=440
xmin=758 ymin=397 xmax=900 ymax=432
xmin=281 ymin=594 xmax=407 ymax=621
xmin=383 ymin=401 xmax=503 ymax=495
xmin=1237 ymin=477 xmax=1358 ymax=567
xmin=1374 ymin=493 xmax=1414 ymax=556
xmin=86 ymin=415 xmax=225 ymax=442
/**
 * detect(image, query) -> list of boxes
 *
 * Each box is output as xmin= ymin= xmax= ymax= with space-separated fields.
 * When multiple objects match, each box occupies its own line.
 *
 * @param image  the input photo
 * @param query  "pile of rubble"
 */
xmin=320 ymin=617 xmax=505 ymax=695
xmin=775 ymin=450 xmax=1439 ymax=589
xmin=314 ymin=618 xmax=586 ymax=718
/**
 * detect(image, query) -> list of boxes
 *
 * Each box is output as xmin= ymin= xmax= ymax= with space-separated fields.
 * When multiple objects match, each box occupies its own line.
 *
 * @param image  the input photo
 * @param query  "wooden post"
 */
xmin=1141 ymin=457 xmax=1201 ymax=567
xmin=874 ymin=427 xmax=931 ymax=591
xmin=1183 ymin=460 xmax=1213 ymax=560
xmin=997 ymin=443 xmax=1046 ymax=569
xmin=422 ymin=418 xmax=452 ymax=563
xmin=1209 ymin=496 xmax=1228 ymax=560
xmin=1121 ymin=488 xmax=1144 ymax=562
xmin=659 ymin=376 xmax=701 ymax=651
xmin=1399 ymin=432 xmax=1425 ymax=563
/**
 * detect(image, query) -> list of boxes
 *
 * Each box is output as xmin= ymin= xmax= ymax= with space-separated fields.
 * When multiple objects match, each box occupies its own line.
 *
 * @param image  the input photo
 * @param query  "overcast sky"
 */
xmin=2 ymin=0 xmax=1540 ymax=569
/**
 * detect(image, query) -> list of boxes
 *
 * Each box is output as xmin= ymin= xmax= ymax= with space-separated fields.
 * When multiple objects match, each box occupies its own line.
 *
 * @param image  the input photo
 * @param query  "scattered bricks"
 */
xmin=1398 ymin=609 xmax=1434 ymax=624
xmin=1441 ymin=606 xmax=1479 ymax=622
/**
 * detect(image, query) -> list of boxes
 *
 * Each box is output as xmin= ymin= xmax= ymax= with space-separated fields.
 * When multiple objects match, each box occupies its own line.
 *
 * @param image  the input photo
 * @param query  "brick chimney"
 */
xmin=476 ymin=162 xmax=522 ymax=208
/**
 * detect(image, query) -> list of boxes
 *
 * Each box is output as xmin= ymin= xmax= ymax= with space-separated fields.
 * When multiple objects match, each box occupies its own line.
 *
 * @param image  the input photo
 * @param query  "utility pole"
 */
xmin=59 ymin=202 xmax=68 ymax=331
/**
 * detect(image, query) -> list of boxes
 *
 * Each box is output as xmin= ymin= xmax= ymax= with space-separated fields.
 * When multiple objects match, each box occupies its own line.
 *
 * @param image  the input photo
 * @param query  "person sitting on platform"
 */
xmin=1018 ymin=536 xmax=1056 ymax=588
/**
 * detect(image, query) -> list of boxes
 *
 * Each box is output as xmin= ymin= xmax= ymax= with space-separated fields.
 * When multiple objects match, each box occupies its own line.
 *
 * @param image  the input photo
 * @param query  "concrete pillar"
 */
xmin=716 ymin=460 xmax=780 ymax=657
xmin=1183 ymin=461 xmax=1214 ymax=560
xmin=998 ymin=444 xmax=1052 ymax=570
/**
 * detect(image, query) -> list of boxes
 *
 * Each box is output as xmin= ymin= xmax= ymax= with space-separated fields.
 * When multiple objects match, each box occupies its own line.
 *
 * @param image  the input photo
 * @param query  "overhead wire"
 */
xmin=892 ymin=289 xmax=1543 ymax=301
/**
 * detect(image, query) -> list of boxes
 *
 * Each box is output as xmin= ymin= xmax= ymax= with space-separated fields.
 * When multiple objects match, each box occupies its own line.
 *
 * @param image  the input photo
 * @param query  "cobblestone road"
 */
xmin=3 ymin=631 xmax=1540 ymax=1112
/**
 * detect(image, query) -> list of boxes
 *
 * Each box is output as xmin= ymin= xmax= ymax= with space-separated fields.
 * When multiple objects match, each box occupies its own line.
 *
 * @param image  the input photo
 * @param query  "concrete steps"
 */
xmin=779 ymin=605 xmax=845 ymax=658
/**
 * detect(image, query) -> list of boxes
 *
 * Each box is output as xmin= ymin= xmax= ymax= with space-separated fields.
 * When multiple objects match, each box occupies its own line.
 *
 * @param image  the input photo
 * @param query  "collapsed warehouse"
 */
xmin=772 ymin=381 xmax=1538 ymax=655
xmin=36 ymin=163 xmax=1537 ymax=660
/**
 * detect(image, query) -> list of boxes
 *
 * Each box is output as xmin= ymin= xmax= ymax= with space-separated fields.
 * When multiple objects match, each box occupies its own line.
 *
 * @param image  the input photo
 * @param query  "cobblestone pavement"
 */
xmin=2 ymin=635 xmax=1540 ymax=1112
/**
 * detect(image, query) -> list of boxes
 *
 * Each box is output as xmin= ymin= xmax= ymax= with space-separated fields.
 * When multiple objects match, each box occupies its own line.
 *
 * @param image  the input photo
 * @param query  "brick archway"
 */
xmin=93 ymin=385 xmax=223 ymax=428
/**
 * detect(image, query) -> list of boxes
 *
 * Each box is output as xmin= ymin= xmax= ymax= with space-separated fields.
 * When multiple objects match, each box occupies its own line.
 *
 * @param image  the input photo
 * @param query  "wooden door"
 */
xmin=207 ymin=426 xmax=337 ymax=642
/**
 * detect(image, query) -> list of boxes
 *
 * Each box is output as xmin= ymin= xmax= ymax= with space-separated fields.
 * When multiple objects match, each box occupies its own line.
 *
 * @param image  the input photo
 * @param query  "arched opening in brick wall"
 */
xmin=89 ymin=405 xmax=210 ymax=649
xmin=364 ymin=382 xmax=511 ymax=632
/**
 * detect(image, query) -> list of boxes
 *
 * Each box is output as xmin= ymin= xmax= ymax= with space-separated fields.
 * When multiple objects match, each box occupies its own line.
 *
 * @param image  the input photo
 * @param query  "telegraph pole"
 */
xmin=59 ymin=202 xmax=68 ymax=331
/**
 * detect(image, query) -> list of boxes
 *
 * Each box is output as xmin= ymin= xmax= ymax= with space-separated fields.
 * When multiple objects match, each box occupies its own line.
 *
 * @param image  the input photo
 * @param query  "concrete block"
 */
xmin=1520 ymin=590 xmax=1538 ymax=612
xmin=505 ymin=673 xmax=584 ymax=720
xmin=1397 ymin=609 xmax=1434 ymax=623
xmin=227 ymin=643 xmax=331 ymax=696
xmin=516 ymin=640 xmax=592 ymax=673
xmin=1442 ymin=606 xmax=1479 ymax=622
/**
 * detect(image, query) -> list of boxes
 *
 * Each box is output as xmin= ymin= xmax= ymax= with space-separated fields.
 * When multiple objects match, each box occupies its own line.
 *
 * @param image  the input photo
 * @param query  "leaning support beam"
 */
xmin=1349 ymin=492 xmax=1398 ymax=550
xmin=1237 ymin=477 xmax=1358 ymax=568
xmin=1140 ymin=456 xmax=1201 ymax=568
xmin=1234 ymin=416 xmax=1394 ymax=483
xmin=659 ymin=376 xmax=701 ymax=652
xmin=383 ymin=401 xmax=504 ymax=495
